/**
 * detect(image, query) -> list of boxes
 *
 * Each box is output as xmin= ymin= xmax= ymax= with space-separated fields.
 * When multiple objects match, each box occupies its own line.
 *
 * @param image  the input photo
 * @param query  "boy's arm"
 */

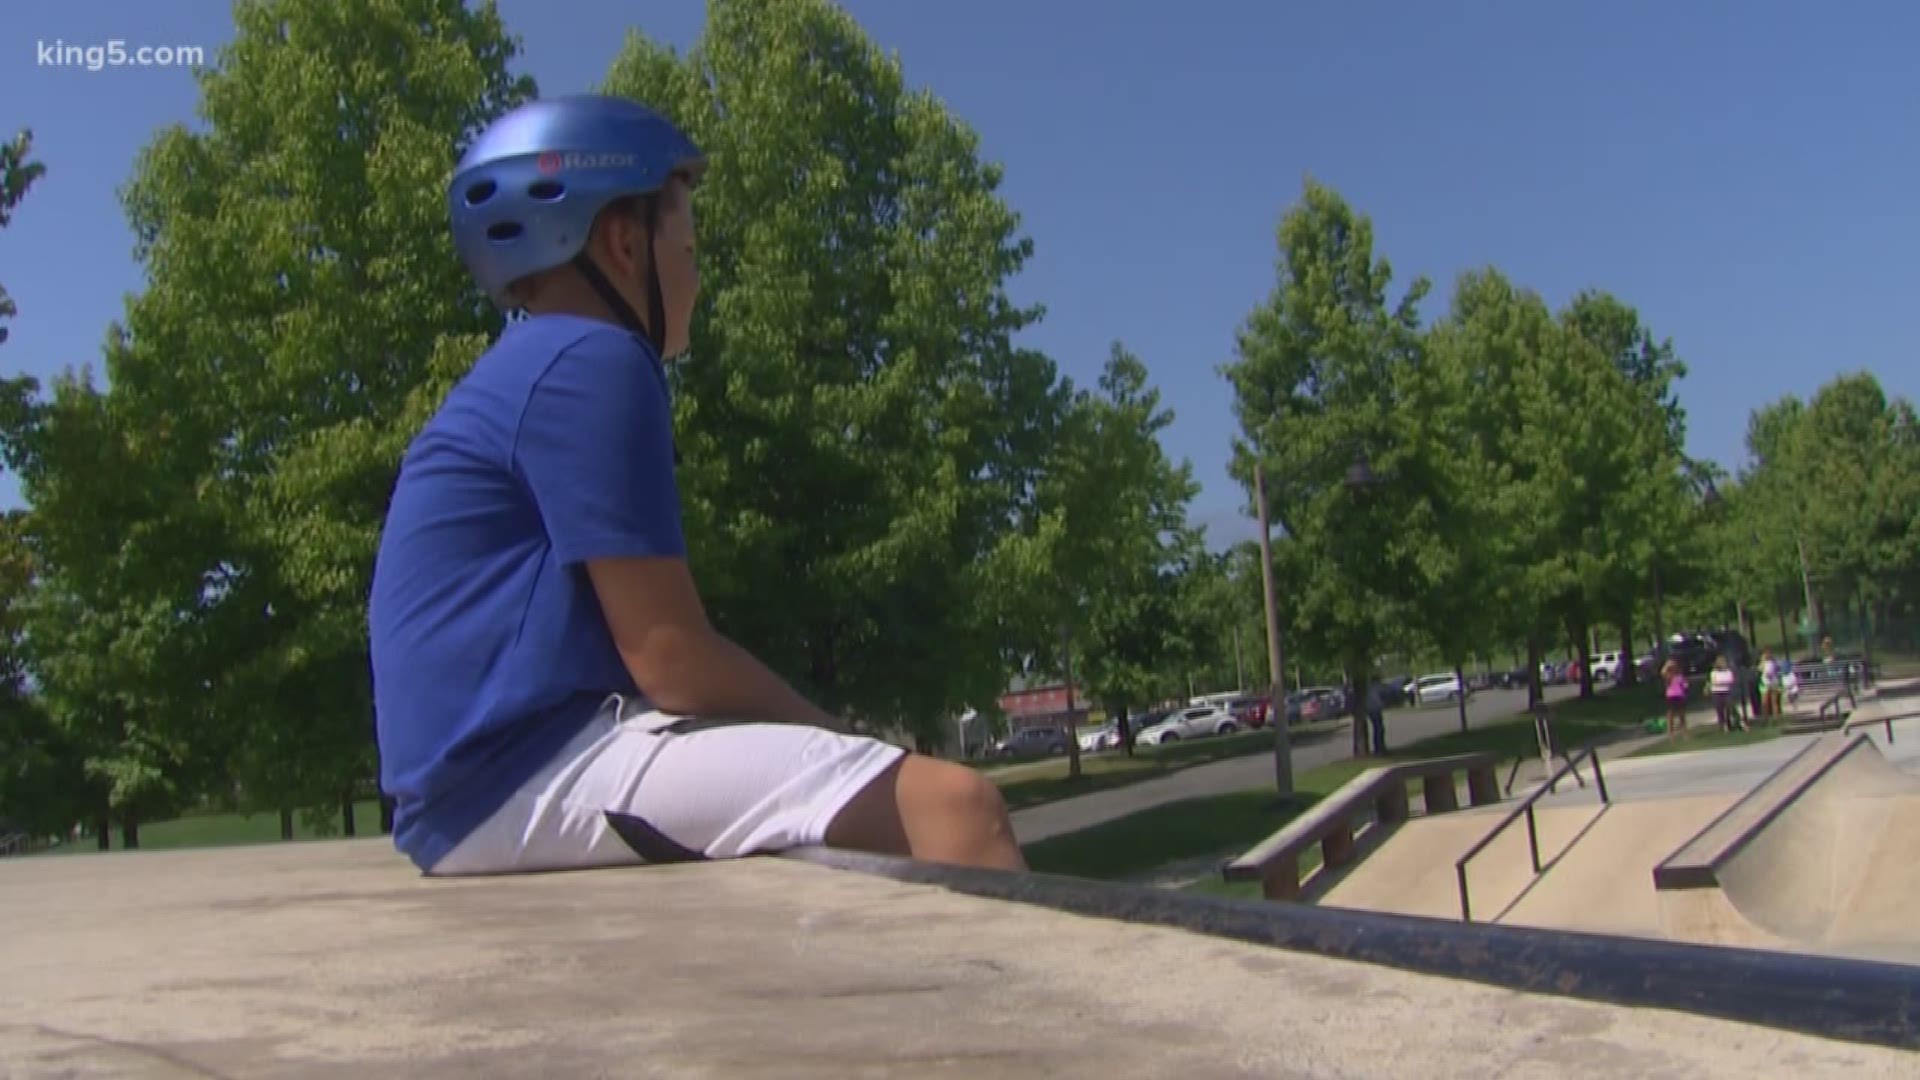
xmin=515 ymin=329 xmax=845 ymax=733
xmin=586 ymin=555 xmax=849 ymax=733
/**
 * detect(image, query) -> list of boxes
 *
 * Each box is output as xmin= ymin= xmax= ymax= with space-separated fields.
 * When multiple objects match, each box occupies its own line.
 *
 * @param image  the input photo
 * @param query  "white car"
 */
xmin=1589 ymin=651 xmax=1624 ymax=681
xmin=1135 ymin=704 xmax=1240 ymax=745
xmin=1405 ymin=672 xmax=1469 ymax=706
xmin=1077 ymin=724 xmax=1115 ymax=753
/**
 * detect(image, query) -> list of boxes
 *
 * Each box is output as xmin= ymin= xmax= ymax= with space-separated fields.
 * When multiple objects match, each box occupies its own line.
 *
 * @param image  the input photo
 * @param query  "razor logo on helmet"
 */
xmin=535 ymin=151 xmax=641 ymax=175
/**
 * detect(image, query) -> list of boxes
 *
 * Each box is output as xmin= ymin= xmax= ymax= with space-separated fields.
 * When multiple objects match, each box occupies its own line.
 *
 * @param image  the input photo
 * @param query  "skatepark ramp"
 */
xmin=1654 ymin=731 xmax=1920 ymax=961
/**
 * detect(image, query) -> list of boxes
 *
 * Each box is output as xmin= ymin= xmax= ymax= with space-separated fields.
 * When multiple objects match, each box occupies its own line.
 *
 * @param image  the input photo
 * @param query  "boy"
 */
xmin=368 ymin=95 xmax=1024 ymax=876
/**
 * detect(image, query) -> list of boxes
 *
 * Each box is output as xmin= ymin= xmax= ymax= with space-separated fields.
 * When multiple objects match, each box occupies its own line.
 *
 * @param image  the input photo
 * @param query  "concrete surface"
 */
xmin=1013 ymin=683 xmax=1581 ymax=843
xmin=1533 ymin=714 xmax=1920 ymax=809
xmin=7 ymin=841 xmax=1918 ymax=1078
xmin=1314 ymin=715 xmax=1920 ymax=964
xmin=1320 ymin=795 xmax=1738 ymax=933
xmin=1659 ymin=731 xmax=1920 ymax=964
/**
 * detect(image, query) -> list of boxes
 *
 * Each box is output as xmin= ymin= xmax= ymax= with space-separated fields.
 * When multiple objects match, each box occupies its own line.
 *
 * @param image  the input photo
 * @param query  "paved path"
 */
xmin=1012 ymin=682 xmax=1583 ymax=844
xmin=1536 ymin=681 xmax=1920 ymax=809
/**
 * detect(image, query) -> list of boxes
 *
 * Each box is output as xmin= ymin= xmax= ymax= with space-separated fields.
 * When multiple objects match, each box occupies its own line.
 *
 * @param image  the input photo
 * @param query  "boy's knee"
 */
xmin=942 ymin=759 xmax=1009 ymax=816
xmin=906 ymin=758 xmax=1009 ymax=829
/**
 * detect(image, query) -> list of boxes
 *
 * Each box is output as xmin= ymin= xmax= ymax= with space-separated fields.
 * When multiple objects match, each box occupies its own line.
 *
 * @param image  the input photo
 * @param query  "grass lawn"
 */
xmin=1022 ymin=688 xmax=1657 ymax=883
xmin=36 ymin=801 xmax=385 ymax=856
xmin=1627 ymin=725 xmax=1787 ymax=758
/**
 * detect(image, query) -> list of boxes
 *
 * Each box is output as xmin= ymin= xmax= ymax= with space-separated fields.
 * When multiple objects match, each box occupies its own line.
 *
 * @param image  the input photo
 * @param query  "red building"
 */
xmin=997 ymin=681 xmax=1089 ymax=731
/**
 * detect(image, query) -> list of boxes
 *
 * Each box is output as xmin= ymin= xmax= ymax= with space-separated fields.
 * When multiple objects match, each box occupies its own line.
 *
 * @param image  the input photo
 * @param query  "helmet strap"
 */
xmin=568 ymin=193 xmax=667 ymax=355
xmin=570 ymin=252 xmax=656 ymax=351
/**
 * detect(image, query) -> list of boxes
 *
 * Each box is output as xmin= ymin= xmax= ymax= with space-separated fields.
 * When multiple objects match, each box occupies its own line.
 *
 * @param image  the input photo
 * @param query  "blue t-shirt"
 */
xmin=368 ymin=313 xmax=686 ymax=871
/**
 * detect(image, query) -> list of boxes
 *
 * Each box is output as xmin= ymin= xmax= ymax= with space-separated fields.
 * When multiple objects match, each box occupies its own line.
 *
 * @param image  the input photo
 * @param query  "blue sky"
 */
xmin=3 ymin=1 xmax=1915 ymax=548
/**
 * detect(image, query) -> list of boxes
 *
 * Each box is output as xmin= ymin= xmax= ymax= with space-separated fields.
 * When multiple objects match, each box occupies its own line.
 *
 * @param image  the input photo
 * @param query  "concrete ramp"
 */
xmin=1655 ymin=733 xmax=1920 ymax=962
xmin=1318 ymin=726 xmax=1920 ymax=962
xmin=1319 ymin=795 xmax=1735 ymax=934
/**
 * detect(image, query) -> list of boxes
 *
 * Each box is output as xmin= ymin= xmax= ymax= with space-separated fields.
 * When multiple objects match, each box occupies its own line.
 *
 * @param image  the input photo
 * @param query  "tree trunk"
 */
xmin=94 ymin=811 xmax=111 ymax=851
xmin=379 ymin=794 xmax=396 ymax=835
xmin=1453 ymin=663 xmax=1468 ymax=733
xmin=1349 ymin=664 xmax=1368 ymax=757
xmin=279 ymin=808 xmax=295 ymax=841
xmin=1617 ymin=615 xmax=1638 ymax=687
xmin=1526 ymin=636 xmax=1543 ymax=709
xmin=1566 ymin=612 xmax=1594 ymax=700
xmin=1059 ymin=624 xmax=1081 ymax=780
xmin=119 ymin=815 xmax=140 ymax=850
xmin=1776 ymin=592 xmax=1792 ymax=659
xmin=1651 ymin=566 xmax=1668 ymax=669
xmin=341 ymin=793 xmax=357 ymax=838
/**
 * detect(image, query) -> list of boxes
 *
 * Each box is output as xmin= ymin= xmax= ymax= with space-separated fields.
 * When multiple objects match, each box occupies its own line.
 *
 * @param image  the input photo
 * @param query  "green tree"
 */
xmin=1560 ymin=291 xmax=1690 ymax=685
xmin=0 ymin=511 xmax=89 ymax=841
xmin=1406 ymin=269 xmax=1537 ymax=728
xmin=602 ymin=0 xmax=1065 ymax=748
xmin=1791 ymin=374 xmax=1920 ymax=644
xmin=1027 ymin=344 xmax=1201 ymax=769
xmin=1223 ymin=179 xmax=1429 ymax=757
xmin=0 ymin=372 xmax=211 ymax=847
xmin=94 ymin=0 xmax=537 ymax=826
xmin=0 ymin=129 xmax=43 ymax=347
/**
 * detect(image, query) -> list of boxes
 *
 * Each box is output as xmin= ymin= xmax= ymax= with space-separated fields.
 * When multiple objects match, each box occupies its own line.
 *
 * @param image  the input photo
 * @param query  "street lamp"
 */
xmin=1255 ymin=445 xmax=1377 ymax=802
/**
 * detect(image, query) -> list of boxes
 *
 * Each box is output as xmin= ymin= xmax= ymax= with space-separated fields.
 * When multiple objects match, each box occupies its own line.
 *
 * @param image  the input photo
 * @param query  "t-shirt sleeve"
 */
xmin=514 ymin=329 xmax=686 ymax=567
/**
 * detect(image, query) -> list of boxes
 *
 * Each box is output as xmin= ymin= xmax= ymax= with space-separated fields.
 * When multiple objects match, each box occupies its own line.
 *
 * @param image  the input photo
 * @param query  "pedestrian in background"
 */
xmin=1760 ymin=649 xmax=1784 ymax=717
xmin=1662 ymin=659 xmax=1689 ymax=737
xmin=1709 ymin=656 xmax=1739 ymax=732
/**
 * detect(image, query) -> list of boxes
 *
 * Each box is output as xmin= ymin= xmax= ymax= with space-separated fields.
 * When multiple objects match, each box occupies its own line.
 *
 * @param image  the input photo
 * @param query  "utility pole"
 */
xmin=1059 ymin=622 xmax=1082 ymax=779
xmin=1795 ymin=532 xmax=1820 ymax=641
xmin=1256 ymin=462 xmax=1294 ymax=801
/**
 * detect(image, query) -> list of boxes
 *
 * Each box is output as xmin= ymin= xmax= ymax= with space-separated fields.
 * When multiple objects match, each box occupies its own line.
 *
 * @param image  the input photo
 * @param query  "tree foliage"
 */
xmin=0 ymin=128 xmax=43 ymax=347
xmin=1223 ymin=180 xmax=1430 ymax=749
xmin=601 ymin=0 xmax=1068 ymax=746
xmin=1 ymin=0 xmax=532 ymax=837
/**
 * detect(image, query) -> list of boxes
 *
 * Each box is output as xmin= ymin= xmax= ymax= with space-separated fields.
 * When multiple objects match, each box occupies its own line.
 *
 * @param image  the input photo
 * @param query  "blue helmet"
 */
xmin=448 ymin=94 xmax=706 ymax=315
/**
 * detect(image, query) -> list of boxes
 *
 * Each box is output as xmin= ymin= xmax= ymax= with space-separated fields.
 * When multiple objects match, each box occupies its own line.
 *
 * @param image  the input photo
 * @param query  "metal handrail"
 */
xmin=1817 ymin=666 xmax=1858 ymax=724
xmin=1454 ymin=745 xmax=1610 ymax=922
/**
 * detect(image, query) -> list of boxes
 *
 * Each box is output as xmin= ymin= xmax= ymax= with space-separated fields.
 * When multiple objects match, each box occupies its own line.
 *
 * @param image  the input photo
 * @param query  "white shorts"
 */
xmin=429 ymin=694 xmax=907 ymax=875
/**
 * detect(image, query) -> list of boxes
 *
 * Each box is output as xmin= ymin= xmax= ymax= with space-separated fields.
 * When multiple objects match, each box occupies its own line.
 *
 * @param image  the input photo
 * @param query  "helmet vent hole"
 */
xmin=527 ymin=179 xmax=565 ymax=201
xmin=463 ymin=180 xmax=497 ymax=205
xmin=486 ymin=221 xmax=524 ymax=243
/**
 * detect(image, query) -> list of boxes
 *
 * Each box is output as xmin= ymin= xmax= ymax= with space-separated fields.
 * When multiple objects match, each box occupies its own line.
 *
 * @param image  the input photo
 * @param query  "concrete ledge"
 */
xmin=1655 ymin=734 xmax=1868 ymax=891
xmin=788 ymin=846 xmax=1920 ymax=1053
xmin=7 ymin=839 xmax=1920 ymax=1078
xmin=1219 ymin=752 xmax=1501 ymax=899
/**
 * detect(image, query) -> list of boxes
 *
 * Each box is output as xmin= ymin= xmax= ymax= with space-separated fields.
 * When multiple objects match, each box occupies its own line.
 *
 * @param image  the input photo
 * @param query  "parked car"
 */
xmin=990 ymin=726 xmax=1067 ymax=758
xmin=1227 ymin=695 xmax=1271 ymax=729
xmin=1665 ymin=634 xmax=1718 ymax=675
xmin=1077 ymin=724 xmax=1115 ymax=754
xmin=1588 ymin=651 xmax=1625 ymax=682
xmin=1405 ymin=672 xmax=1470 ymax=706
xmin=1135 ymin=704 xmax=1241 ymax=745
xmin=1290 ymin=691 xmax=1317 ymax=722
xmin=1298 ymin=686 xmax=1345 ymax=722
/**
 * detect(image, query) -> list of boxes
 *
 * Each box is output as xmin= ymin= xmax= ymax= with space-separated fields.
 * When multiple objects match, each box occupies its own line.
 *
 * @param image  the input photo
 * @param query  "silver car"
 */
xmin=1135 ymin=704 xmax=1241 ymax=745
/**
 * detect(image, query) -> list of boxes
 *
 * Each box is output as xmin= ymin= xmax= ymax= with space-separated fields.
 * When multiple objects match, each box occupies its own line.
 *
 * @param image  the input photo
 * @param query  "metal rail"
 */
xmin=1454 ymin=745 xmax=1609 ymax=923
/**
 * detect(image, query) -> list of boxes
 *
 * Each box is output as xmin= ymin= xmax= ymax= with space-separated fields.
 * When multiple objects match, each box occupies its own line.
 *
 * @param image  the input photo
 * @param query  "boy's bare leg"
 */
xmin=825 ymin=754 xmax=1027 ymax=871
